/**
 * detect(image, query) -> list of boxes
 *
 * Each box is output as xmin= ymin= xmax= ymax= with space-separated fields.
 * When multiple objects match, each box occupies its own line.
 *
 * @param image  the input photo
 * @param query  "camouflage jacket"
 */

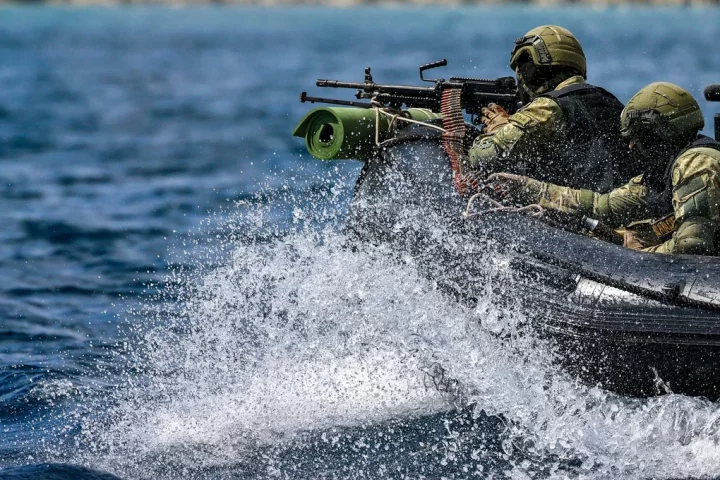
xmin=468 ymin=76 xmax=583 ymax=173
xmin=516 ymin=145 xmax=720 ymax=256
xmin=466 ymin=75 xmax=626 ymax=192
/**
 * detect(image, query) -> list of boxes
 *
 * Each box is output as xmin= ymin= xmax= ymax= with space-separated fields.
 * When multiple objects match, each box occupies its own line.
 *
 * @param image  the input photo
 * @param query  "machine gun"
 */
xmin=299 ymin=59 xmax=520 ymax=196
xmin=300 ymin=59 xmax=520 ymax=125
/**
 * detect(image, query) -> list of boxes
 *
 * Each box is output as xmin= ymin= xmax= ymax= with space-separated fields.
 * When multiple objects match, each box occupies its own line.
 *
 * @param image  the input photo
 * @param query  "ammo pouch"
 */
xmin=622 ymin=219 xmax=666 ymax=248
xmin=623 ymin=213 xmax=677 ymax=246
xmin=651 ymin=213 xmax=676 ymax=241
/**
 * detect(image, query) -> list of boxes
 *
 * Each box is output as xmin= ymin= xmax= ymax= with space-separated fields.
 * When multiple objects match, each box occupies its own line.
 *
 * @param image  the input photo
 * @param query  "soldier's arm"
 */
xmin=640 ymin=150 xmax=720 ymax=255
xmin=513 ymin=175 xmax=650 ymax=228
xmin=467 ymin=97 xmax=561 ymax=175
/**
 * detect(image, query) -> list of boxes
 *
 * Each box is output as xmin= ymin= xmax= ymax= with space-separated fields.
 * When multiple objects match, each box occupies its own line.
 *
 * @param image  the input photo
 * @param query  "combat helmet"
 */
xmin=509 ymin=25 xmax=587 ymax=78
xmin=620 ymin=82 xmax=704 ymax=143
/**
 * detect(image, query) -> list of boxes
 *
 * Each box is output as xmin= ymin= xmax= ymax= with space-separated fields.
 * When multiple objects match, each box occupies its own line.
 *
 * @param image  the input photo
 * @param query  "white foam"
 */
xmin=76 ymin=197 xmax=720 ymax=480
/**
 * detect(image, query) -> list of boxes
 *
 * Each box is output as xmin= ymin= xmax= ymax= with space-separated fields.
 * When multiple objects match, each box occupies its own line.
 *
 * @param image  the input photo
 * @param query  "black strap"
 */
xmin=540 ymin=83 xmax=617 ymax=100
xmin=681 ymin=135 xmax=720 ymax=155
xmin=649 ymin=135 xmax=720 ymax=216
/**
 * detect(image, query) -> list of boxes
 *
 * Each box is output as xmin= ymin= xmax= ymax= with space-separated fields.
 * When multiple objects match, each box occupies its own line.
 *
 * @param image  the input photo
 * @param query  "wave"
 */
xmin=54 ymin=190 xmax=720 ymax=480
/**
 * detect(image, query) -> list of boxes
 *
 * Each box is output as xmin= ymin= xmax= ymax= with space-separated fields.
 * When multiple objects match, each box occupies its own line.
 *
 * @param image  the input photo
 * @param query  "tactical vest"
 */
xmin=537 ymin=83 xmax=627 ymax=192
xmin=662 ymin=136 xmax=720 ymax=205
xmin=645 ymin=136 xmax=720 ymax=240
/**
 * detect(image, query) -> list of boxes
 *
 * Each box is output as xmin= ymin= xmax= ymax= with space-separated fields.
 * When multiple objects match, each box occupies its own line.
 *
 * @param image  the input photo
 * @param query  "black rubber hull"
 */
xmin=347 ymin=126 xmax=720 ymax=399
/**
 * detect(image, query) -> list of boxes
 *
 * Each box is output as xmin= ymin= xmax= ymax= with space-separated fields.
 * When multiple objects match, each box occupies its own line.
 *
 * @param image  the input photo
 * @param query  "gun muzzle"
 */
xmin=316 ymin=79 xmax=367 ymax=90
xmin=299 ymin=92 xmax=372 ymax=108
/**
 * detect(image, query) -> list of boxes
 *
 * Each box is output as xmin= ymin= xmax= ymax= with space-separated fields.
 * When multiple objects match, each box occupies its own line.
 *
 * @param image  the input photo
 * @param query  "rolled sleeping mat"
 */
xmin=292 ymin=107 xmax=441 ymax=161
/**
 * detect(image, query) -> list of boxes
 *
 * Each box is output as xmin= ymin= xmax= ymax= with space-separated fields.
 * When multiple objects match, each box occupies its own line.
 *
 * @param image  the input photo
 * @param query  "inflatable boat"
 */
xmin=340 ymin=122 xmax=720 ymax=400
xmin=294 ymin=85 xmax=720 ymax=399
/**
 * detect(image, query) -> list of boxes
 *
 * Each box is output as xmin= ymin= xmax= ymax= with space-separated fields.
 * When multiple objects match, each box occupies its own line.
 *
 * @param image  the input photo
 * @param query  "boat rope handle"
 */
xmin=371 ymin=100 xmax=447 ymax=146
xmin=463 ymin=191 xmax=546 ymax=219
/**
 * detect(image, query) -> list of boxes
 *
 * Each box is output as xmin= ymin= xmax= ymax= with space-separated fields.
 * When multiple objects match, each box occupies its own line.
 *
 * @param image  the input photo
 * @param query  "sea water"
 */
xmin=1 ymin=6 xmax=720 ymax=479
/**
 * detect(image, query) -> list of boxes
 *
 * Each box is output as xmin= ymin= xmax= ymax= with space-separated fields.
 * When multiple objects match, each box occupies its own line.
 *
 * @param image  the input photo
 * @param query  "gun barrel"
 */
xmin=300 ymin=92 xmax=373 ymax=108
xmin=307 ymin=69 xmax=519 ymax=115
xmin=317 ymin=79 xmax=437 ymax=95
xmin=316 ymin=80 xmax=368 ymax=89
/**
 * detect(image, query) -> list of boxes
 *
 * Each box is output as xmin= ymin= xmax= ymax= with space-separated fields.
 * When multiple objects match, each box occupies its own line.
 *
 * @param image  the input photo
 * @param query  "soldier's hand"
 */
xmin=623 ymin=230 xmax=651 ymax=251
xmin=484 ymin=172 xmax=530 ymax=203
xmin=480 ymin=104 xmax=510 ymax=134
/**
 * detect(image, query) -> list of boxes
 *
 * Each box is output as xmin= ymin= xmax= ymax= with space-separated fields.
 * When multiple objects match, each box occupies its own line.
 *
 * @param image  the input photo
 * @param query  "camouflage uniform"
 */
xmin=464 ymin=26 xmax=627 ymax=192
xmin=469 ymin=76 xmax=594 ymax=184
xmin=649 ymin=146 xmax=720 ymax=254
xmin=470 ymin=75 xmax=581 ymax=166
xmin=513 ymin=142 xmax=720 ymax=255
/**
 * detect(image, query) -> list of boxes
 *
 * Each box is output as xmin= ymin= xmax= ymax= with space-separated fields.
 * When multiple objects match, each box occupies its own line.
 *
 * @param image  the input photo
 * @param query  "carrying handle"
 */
xmin=419 ymin=59 xmax=448 ymax=83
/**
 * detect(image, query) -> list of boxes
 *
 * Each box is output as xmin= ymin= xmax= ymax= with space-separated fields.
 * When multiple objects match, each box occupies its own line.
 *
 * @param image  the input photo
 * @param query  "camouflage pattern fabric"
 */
xmin=643 ymin=147 xmax=720 ymax=254
xmin=467 ymin=76 xmax=583 ymax=176
xmin=507 ymin=146 xmax=720 ymax=256
xmin=521 ymin=174 xmax=651 ymax=228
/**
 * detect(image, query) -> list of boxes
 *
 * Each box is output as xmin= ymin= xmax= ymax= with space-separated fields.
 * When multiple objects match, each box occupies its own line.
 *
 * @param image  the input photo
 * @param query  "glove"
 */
xmin=480 ymin=103 xmax=510 ymax=134
xmin=623 ymin=230 xmax=652 ymax=250
xmin=483 ymin=172 xmax=532 ymax=203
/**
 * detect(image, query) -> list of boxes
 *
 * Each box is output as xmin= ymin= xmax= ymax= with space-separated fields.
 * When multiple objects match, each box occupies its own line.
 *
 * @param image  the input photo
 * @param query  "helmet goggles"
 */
xmin=620 ymin=109 xmax=675 ymax=143
xmin=510 ymin=35 xmax=553 ymax=70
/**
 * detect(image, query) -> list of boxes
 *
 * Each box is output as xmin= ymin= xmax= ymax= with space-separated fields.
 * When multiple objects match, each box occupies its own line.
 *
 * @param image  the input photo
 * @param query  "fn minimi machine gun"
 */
xmin=300 ymin=59 xmax=520 ymax=125
xmin=298 ymin=60 xmax=520 ymax=195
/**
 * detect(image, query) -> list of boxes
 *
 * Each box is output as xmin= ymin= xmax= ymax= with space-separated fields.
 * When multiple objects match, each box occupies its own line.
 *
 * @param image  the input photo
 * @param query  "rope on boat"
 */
xmin=371 ymin=101 xmax=447 ymax=146
xmin=462 ymin=191 xmax=546 ymax=219
xmin=368 ymin=96 xmax=484 ymax=198
xmin=365 ymin=101 xmax=545 ymax=221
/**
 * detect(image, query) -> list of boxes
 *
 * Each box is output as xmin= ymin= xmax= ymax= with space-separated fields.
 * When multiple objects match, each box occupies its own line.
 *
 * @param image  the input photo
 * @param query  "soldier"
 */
xmin=459 ymin=26 xmax=629 ymax=195
xmin=488 ymin=82 xmax=720 ymax=256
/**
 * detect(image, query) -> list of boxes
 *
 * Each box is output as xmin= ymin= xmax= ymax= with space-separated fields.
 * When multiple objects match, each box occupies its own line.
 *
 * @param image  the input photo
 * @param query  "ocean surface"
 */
xmin=1 ymin=5 xmax=720 ymax=479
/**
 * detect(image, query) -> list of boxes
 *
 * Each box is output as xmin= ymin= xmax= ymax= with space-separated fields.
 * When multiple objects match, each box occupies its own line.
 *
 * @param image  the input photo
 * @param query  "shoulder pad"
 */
xmin=672 ymin=147 xmax=720 ymax=186
xmin=510 ymin=97 xmax=561 ymax=130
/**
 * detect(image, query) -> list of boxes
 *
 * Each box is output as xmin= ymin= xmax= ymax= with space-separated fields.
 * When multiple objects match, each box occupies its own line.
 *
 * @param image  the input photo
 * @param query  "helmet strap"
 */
xmin=635 ymin=136 xmax=681 ymax=190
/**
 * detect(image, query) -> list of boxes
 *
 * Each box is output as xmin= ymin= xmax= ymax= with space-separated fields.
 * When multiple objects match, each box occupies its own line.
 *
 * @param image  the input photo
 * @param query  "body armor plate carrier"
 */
xmin=645 ymin=136 xmax=720 ymax=240
xmin=540 ymin=83 xmax=628 ymax=192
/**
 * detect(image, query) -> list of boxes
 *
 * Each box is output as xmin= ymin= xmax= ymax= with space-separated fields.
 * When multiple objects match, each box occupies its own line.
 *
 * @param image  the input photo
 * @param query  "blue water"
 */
xmin=1 ymin=6 xmax=720 ymax=479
